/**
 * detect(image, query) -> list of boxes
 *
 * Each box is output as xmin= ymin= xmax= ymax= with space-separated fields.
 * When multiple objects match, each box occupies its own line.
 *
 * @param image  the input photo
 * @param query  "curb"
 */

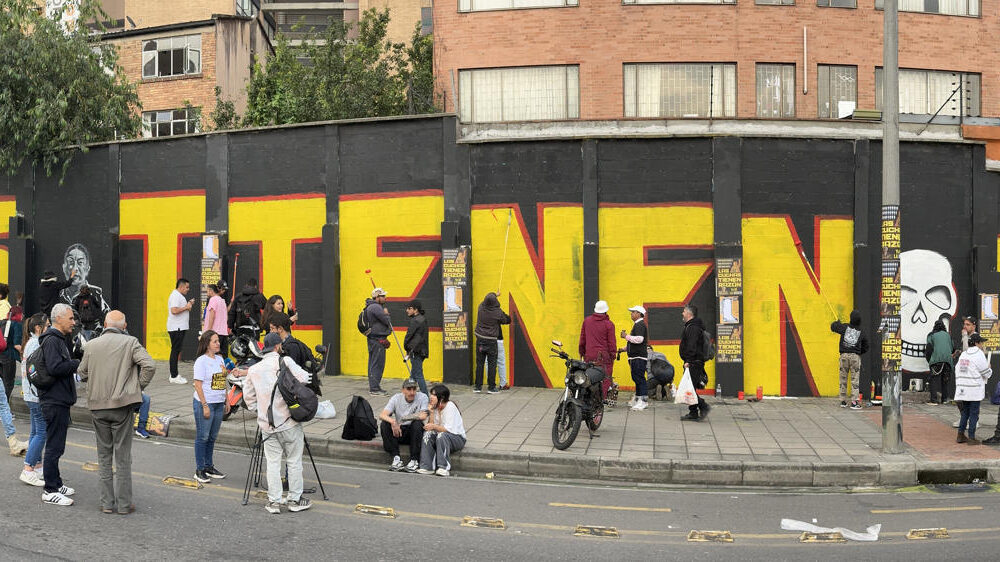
xmin=11 ymin=398 xmax=1000 ymax=488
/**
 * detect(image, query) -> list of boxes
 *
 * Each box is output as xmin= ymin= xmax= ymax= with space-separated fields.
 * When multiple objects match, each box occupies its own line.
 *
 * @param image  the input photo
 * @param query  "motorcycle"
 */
xmin=550 ymin=340 xmax=609 ymax=450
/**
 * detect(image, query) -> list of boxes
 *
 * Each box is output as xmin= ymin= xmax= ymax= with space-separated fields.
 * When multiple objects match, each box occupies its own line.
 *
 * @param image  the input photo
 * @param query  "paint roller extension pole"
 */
xmin=497 ymin=208 xmax=512 ymax=294
xmin=794 ymin=242 xmax=839 ymax=320
xmin=365 ymin=269 xmax=412 ymax=376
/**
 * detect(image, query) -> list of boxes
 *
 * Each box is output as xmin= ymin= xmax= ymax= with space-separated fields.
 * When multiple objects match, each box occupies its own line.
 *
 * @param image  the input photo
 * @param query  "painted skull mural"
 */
xmin=900 ymin=249 xmax=958 ymax=372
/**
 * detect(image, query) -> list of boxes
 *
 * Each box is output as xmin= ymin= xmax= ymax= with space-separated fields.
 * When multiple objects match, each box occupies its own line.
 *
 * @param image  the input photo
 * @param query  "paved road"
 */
xmin=2 ymin=421 xmax=1000 ymax=561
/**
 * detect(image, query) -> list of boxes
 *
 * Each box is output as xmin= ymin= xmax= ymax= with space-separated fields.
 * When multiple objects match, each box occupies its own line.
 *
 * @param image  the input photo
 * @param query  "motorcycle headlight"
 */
xmin=573 ymin=372 xmax=586 ymax=386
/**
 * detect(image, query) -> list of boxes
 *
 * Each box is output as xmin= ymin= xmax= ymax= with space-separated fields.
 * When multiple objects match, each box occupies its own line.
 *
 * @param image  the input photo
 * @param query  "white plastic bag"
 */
xmin=673 ymin=367 xmax=699 ymax=405
xmin=316 ymin=400 xmax=337 ymax=419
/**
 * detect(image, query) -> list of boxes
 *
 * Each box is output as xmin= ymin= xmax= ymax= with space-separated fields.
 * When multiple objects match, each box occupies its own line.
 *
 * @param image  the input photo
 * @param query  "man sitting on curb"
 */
xmin=379 ymin=379 xmax=428 ymax=472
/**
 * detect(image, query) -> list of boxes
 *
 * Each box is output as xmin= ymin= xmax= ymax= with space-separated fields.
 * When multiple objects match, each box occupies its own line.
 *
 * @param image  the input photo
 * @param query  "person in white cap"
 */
xmin=579 ymin=300 xmax=616 ymax=399
xmin=619 ymin=305 xmax=649 ymax=411
xmin=365 ymin=288 xmax=392 ymax=396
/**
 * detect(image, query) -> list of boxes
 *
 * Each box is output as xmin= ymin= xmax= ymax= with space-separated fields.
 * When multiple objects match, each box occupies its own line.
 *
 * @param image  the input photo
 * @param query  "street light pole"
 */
xmin=881 ymin=0 xmax=903 ymax=453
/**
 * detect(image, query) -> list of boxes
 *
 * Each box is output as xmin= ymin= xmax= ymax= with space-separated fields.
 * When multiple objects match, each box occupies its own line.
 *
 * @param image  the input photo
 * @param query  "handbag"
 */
xmin=673 ymin=367 xmax=699 ymax=406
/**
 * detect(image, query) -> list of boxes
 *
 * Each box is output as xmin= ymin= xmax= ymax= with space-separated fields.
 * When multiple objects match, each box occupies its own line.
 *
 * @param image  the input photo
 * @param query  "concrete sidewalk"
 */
xmin=11 ymin=362 xmax=1000 ymax=487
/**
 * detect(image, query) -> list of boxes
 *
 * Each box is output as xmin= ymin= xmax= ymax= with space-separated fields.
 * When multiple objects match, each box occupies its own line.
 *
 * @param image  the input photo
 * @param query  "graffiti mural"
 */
xmin=60 ymin=243 xmax=110 ymax=313
xmin=900 ymin=249 xmax=958 ymax=373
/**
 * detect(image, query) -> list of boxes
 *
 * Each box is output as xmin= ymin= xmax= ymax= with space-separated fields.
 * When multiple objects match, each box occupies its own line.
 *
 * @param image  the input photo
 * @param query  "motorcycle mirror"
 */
xmin=552 ymin=340 xmax=563 ymax=347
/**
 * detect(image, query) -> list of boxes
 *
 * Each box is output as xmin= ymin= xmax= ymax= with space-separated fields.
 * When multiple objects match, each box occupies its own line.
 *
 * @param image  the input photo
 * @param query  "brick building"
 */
xmin=433 ymin=0 xmax=1000 ymax=125
xmin=264 ymin=0 xmax=431 ymax=44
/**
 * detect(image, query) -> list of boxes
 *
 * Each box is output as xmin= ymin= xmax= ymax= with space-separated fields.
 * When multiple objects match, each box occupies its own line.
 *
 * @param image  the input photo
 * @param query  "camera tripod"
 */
xmin=241 ymin=427 xmax=329 ymax=505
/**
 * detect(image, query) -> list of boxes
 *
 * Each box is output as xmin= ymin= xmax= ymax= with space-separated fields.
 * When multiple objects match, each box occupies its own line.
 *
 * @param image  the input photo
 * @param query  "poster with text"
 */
xmin=980 ymin=293 xmax=999 ymax=353
xmin=716 ymin=324 xmax=742 ymax=363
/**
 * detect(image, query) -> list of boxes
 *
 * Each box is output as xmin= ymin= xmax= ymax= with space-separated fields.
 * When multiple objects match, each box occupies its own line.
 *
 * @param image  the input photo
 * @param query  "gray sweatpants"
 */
xmin=92 ymin=405 xmax=135 ymax=512
xmin=367 ymin=338 xmax=386 ymax=391
xmin=420 ymin=432 xmax=466 ymax=472
xmin=263 ymin=424 xmax=304 ymax=503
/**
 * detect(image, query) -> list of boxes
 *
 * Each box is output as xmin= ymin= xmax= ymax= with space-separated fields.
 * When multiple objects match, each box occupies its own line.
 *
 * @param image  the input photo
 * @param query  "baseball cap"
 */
xmin=402 ymin=379 xmax=418 ymax=389
xmin=372 ymin=287 xmax=387 ymax=298
xmin=628 ymin=305 xmax=647 ymax=316
xmin=593 ymin=300 xmax=609 ymax=314
xmin=262 ymin=332 xmax=283 ymax=353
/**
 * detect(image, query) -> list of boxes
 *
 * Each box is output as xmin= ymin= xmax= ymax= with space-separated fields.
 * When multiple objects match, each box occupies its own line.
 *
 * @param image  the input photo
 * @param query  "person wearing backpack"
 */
xmin=243 ymin=332 xmax=314 ymax=514
xmin=925 ymin=319 xmax=953 ymax=405
xmin=228 ymin=278 xmax=267 ymax=339
xmin=830 ymin=310 xmax=869 ymax=410
xmin=18 ymin=313 xmax=48 ymax=486
xmin=72 ymin=285 xmax=104 ymax=331
xmin=679 ymin=304 xmax=711 ymax=421
xmin=0 ymin=305 xmax=24 ymax=400
xmin=37 ymin=303 xmax=81 ymax=506
xmin=364 ymin=288 xmax=393 ymax=396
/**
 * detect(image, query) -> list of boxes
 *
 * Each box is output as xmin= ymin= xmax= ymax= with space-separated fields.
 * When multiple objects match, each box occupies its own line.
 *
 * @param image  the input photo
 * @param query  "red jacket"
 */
xmin=579 ymin=313 xmax=616 ymax=377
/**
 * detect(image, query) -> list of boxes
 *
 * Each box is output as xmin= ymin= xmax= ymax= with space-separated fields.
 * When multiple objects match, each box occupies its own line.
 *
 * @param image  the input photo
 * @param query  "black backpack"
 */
xmin=702 ymin=330 xmax=716 ymax=361
xmin=357 ymin=305 xmax=371 ymax=336
xmin=234 ymin=294 xmax=258 ymax=327
xmin=76 ymin=295 xmax=101 ymax=324
xmin=25 ymin=334 xmax=57 ymax=390
xmin=341 ymin=395 xmax=378 ymax=441
xmin=267 ymin=357 xmax=318 ymax=427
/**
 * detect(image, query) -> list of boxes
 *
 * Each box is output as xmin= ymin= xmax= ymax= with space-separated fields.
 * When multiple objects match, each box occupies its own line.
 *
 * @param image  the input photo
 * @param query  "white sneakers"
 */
xmin=435 ymin=468 xmax=450 ymax=477
xmin=389 ymin=456 xmax=404 ymax=471
xmin=20 ymin=470 xmax=43 ymax=487
xmin=416 ymin=468 xmax=434 ymax=475
xmin=404 ymin=460 xmax=419 ymax=473
xmin=41 ymin=487 xmax=75 ymax=507
xmin=169 ymin=376 xmax=188 ymax=385
xmin=631 ymin=399 xmax=648 ymax=411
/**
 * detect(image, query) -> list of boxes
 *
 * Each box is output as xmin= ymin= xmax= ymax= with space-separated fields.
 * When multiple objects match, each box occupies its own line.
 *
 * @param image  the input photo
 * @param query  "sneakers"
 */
xmin=19 ymin=470 xmax=43 ymax=487
xmin=404 ymin=460 xmax=419 ymax=473
xmin=390 ymin=456 xmax=404 ymax=471
xmin=983 ymin=436 xmax=1000 ymax=445
xmin=42 ymin=491 xmax=73 ymax=506
xmin=435 ymin=468 xmax=450 ymax=477
xmin=8 ymin=435 xmax=27 ymax=456
xmin=681 ymin=412 xmax=700 ymax=421
xmin=630 ymin=399 xmax=648 ymax=411
xmin=850 ymin=401 xmax=862 ymax=410
xmin=288 ymin=498 xmax=312 ymax=512
xmin=627 ymin=395 xmax=637 ymax=407
xmin=265 ymin=501 xmax=282 ymax=514
xmin=204 ymin=466 xmax=226 ymax=479
xmin=487 ymin=388 xmax=500 ymax=394
xmin=194 ymin=470 xmax=211 ymax=483
xmin=134 ymin=428 xmax=150 ymax=439
xmin=840 ymin=401 xmax=847 ymax=408
xmin=416 ymin=468 xmax=435 ymax=475
xmin=58 ymin=486 xmax=75 ymax=496
xmin=925 ymin=401 xmax=939 ymax=406
xmin=169 ymin=376 xmax=188 ymax=385
xmin=369 ymin=389 xmax=388 ymax=396
xmin=472 ymin=388 xmax=482 ymax=394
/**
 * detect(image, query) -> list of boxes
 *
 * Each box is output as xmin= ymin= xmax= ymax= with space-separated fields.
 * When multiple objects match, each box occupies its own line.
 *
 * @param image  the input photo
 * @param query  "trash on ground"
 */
xmin=780 ymin=518 xmax=880 ymax=541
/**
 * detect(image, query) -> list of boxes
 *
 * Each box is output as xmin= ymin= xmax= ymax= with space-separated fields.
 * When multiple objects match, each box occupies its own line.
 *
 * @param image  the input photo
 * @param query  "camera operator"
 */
xmin=266 ymin=312 xmax=321 ymax=395
xmin=243 ymin=333 xmax=313 ymax=515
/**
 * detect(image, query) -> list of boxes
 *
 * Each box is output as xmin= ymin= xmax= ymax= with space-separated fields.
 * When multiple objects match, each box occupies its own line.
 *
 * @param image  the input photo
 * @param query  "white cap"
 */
xmin=628 ymin=305 xmax=646 ymax=316
xmin=372 ymin=287 xmax=386 ymax=298
xmin=593 ymin=300 xmax=609 ymax=314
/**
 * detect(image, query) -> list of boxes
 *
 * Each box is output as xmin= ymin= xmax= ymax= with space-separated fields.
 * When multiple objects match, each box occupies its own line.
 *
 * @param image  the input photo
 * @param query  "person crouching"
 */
xmin=243 ymin=332 xmax=314 ymax=514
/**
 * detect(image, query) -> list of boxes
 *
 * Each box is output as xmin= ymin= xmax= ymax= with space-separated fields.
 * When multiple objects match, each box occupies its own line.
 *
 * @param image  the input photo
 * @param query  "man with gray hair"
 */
xmin=78 ymin=311 xmax=156 ymax=514
xmin=38 ymin=303 xmax=80 ymax=506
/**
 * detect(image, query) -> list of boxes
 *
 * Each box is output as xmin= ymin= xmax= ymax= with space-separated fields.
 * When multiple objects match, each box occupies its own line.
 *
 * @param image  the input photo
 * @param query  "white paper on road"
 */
xmin=780 ymin=518 xmax=881 ymax=541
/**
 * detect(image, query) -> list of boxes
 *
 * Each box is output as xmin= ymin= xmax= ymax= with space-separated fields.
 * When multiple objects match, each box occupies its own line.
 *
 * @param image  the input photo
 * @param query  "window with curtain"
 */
xmin=817 ymin=65 xmax=857 ymax=118
xmin=459 ymin=0 xmax=577 ymax=11
xmin=459 ymin=66 xmax=580 ymax=123
xmin=874 ymin=0 xmax=978 ymax=16
xmin=756 ymin=63 xmax=795 ymax=118
xmin=875 ymin=68 xmax=980 ymax=116
xmin=623 ymin=63 xmax=736 ymax=118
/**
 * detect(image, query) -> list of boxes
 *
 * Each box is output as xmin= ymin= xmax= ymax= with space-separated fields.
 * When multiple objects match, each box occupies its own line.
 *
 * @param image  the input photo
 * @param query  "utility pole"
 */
xmin=880 ymin=0 xmax=903 ymax=453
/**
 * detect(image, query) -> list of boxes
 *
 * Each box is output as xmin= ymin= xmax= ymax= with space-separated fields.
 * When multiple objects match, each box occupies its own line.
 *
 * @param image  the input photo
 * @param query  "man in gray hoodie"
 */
xmin=365 ymin=288 xmax=393 ymax=396
xmin=473 ymin=292 xmax=510 ymax=393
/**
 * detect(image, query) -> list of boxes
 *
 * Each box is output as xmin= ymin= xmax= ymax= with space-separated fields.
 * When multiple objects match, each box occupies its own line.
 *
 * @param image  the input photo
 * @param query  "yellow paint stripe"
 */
xmin=871 ymin=506 xmax=983 ymax=514
xmin=549 ymin=502 xmax=672 ymax=513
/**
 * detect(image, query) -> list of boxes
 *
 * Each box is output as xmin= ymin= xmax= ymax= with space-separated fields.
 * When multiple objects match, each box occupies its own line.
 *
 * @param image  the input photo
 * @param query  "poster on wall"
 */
xmin=980 ymin=293 xmax=1000 ymax=353
xmin=715 ymin=257 xmax=742 ymax=363
xmin=442 ymin=246 xmax=470 ymax=349
xmin=716 ymin=258 xmax=742 ymax=296
xmin=716 ymin=324 xmax=742 ymax=363
xmin=201 ymin=234 xmax=221 ymax=306
xmin=443 ymin=312 xmax=468 ymax=350
xmin=879 ymin=206 xmax=902 ymax=376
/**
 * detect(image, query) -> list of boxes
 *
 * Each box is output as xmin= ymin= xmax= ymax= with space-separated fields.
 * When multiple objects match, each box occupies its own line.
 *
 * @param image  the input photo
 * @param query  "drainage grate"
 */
xmin=917 ymin=469 xmax=987 ymax=485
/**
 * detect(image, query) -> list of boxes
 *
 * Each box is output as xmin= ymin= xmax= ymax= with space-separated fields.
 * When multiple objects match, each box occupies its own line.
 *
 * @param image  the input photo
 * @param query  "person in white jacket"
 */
xmin=954 ymin=333 xmax=992 ymax=445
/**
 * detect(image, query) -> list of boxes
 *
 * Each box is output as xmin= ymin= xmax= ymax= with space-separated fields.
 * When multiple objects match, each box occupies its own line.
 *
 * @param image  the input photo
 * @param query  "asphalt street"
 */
xmin=2 ymin=420 xmax=1000 ymax=561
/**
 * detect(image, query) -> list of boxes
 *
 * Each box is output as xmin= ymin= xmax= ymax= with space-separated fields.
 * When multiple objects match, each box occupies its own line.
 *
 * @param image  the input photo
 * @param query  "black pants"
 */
xmin=380 ymin=420 xmax=424 ymax=462
xmin=0 ymin=356 xmax=15 ymax=400
xmin=474 ymin=338 xmax=498 ymax=390
xmin=928 ymin=363 xmax=952 ymax=403
xmin=687 ymin=361 xmax=709 ymax=417
xmin=41 ymin=403 xmax=71 ymax=493
xmin=217 ymin=334 xmax=229 ymax=360
xmin=168 ymin=330 xmax=186 ymax=378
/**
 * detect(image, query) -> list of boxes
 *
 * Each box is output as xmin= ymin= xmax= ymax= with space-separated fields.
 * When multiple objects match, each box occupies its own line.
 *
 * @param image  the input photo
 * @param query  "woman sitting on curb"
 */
xmin=417 ymin=385 xmax=466 ymax=477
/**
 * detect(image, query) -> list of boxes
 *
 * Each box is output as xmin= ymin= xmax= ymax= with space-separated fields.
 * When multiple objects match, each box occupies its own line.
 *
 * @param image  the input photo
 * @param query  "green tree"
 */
xmin=0 ymin=0 xmax=141 ymax=181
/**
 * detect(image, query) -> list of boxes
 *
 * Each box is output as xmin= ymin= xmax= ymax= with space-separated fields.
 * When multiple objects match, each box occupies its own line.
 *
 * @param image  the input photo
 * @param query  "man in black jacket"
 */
xmin=39 ymin=270 xmax=75 ymax=317
xmin=403 ymin=300 xmax=429 ymax=395
xmin=679 ymin=304 xmax=710 ymax=421
xmin=473 ymin=292 xmax=510 ymax=394
xmin=267 ymin=311 xmax=322 ymax=396
xmin=830 ymin=310 xmax=869 ymax=409
xmin=228 ymin=278 xmax=267 ymax=337
xmin=38 ymin=303 xmax=81 ymax=506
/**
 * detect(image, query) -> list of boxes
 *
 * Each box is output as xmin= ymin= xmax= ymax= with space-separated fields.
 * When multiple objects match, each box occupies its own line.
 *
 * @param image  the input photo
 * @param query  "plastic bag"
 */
xmin=316 ymin=400 xmax=337 ymax=419
xmin=673 ymin=367 xmax=699 ymax=405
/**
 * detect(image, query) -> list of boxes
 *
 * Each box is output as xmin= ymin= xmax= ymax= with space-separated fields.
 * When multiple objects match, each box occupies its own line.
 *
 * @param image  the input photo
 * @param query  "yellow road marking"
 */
xmin=549 ymin=502 xmax=671 ymax=513
xmin=871 ymin=506 xmax=983 ymax=514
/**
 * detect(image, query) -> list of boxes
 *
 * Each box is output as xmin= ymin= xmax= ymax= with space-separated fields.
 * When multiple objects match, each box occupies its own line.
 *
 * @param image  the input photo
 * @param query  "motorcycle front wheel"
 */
xmin=551 ymin=401 xmax=582 ymax=450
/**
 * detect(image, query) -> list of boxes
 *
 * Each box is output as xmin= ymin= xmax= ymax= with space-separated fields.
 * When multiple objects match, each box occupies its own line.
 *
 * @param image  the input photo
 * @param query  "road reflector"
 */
xmin=800 ymin=532 xmax=846 ymax=543
xmin=687 ymin=530 xmax=734 ymax=543
xmin=355 ymin=504 xmax=397 ymax=518
xmin=461 ymin=516 xmax=506 ymax=529
xmin=82 ymin=462 xmax=99 ymax=472
xmin=574 ymin=525 xmax=619 ymax=538
xmin=907 ymin=528 xmax=949 ymax=540
xmin=162 ymin=476 xmax=202 ymax=489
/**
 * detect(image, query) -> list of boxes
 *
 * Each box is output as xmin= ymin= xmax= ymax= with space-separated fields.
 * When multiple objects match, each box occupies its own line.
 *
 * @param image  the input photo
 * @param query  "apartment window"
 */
xmin=624 ymin=63 xmax=736 ymax=118
xmin=459 ymin=0 xmax=577 ymax=11
xmin=817 ymin=0 xmax=855 ymax=6
xmin=757 ymin=0 xmax=794 ymax=5
xmin=459 ymin=66 xmax=579 ymax=123
xmin=142 ymin=109 xmax=199 ymax=138
xmin=141 ymin=35 xmax=201 ymax=78
xmin=623 ymin=0 xmax=735 ymax=3
xmin=874 ymin=0 xmax=978 ymax=16
xmin=756 ymin=64 xmax=795 ymax=118
xmin=876 ymin=69 xmax=980 ymax=116
xmin=817 ymin=65 xmax=857 ymax=118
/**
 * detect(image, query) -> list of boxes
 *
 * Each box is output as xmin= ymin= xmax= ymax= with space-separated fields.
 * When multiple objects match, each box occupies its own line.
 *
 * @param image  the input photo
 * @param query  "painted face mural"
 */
xmin=900 ymin=249 xmax=957 ymax=372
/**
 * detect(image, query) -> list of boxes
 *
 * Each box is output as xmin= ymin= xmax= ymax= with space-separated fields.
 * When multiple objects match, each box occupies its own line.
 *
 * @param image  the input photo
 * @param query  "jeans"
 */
xmin=474 ymin=338 xmax=498 ymax=390
xmin=25 ymin=402 xmax=46 ymax=467
xmin=263 ymin=425 xmax=304 ymax=503
xmin=92 ymin=406 xmax=134 ymax=512
xmin=41 ymin=403 xmax=70 ymax=493
xmin=420 ymin=431 xmax=465 ymax=472
xmin=409 ymin=356 xmax=428 ymax=395
xmin=687 ymin=361 xmax=709 ymax=417
xmin=630 ymin=359 xmax=647 ymax=401
xmin=958 ymin=400 xmax=981 ymax=439
xmin=193 ymin=400 xmax=224 ymax=471
xmin=497 ymin=339 xmax=507 ymax=387
xmin=0 ymin=377 xmax=14 ymax=438
xmin=380 ymin=420 xmax=424 ymax=462
xmin=367 ymin=338 xmax=386 ymax=391
xmin=135 ymin=393 xmax=150 ymax=430
xmin=169 ymin=330 xmax=187 ymax=378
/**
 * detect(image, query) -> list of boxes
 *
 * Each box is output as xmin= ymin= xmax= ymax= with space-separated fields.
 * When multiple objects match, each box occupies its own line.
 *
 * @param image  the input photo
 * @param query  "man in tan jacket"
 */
xmin=78 ymin=311 xmax=156 ymax=515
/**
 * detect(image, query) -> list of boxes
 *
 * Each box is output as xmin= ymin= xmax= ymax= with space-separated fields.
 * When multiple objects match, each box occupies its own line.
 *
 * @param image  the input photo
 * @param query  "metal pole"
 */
xmin=881 ymin=0 xmax=903 ymax=454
